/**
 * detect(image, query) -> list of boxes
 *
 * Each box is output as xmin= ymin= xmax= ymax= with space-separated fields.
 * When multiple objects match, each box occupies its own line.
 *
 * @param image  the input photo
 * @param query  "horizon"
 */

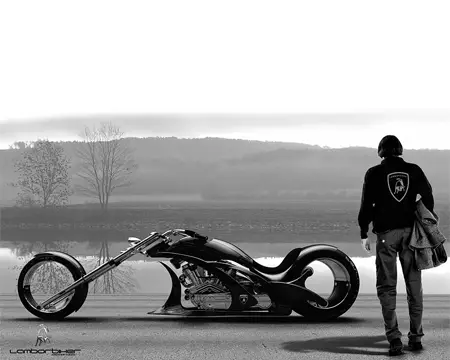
xmin=2 ymin=112 xmax=450 ymax=151
xmin=1 ymin=133 xmax=449 ymax=152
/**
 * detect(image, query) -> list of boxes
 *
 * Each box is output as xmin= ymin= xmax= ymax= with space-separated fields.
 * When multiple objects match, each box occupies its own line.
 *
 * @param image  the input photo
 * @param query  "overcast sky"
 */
xmin=1 ymin=1 xmax=450 ymax=149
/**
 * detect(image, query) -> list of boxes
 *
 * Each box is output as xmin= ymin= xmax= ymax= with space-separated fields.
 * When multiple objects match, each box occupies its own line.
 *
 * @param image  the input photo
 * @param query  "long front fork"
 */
xmin=36 ymin=233 xmax=163 ymax=310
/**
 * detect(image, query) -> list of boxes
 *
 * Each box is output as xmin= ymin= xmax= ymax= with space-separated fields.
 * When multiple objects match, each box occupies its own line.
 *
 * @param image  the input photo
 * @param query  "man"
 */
xmin=358 ymin=135 xmax=434 ymax=356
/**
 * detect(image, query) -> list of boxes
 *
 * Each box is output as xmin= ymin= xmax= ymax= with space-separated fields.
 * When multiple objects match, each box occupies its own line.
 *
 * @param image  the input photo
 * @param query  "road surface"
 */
xmin=1 ymin=294 xmax=449 ymax=359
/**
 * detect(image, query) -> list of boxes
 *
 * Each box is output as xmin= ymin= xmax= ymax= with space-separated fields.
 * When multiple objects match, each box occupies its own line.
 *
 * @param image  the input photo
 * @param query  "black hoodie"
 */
xmin=358 ymin=156 xmax=434 ymax=238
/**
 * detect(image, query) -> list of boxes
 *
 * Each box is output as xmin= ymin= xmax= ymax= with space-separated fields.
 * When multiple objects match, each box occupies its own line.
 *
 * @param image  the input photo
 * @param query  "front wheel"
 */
xmin=17 ymin=253 xmax=89 ymax=320
xmin=292 ymin=248 xmax=360 ymax=321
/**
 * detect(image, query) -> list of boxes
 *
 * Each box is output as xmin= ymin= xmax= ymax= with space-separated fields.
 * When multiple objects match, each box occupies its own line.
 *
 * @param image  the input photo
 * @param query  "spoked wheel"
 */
xmin=292 ymin=248 xmax=360 ymax=321
xmin=17 ymin=253 xmax=89 ymax=320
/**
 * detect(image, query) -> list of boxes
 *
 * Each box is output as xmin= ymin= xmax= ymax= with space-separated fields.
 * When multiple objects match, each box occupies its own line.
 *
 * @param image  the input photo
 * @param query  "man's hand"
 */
xmin=361 ymin=237 xmax=371 ymax=254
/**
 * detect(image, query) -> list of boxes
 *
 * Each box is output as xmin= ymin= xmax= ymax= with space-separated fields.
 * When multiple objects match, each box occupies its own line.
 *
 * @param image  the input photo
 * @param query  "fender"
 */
xmin=252 ymin=244 xmax=343 ymax=283
xmin=34 ymin=251 xmax=88 ymax=312
xmin=286 ymin=244 xmax=346 ymax=283
xmin=294 ymin=243 xmax=341 ymax=262
xmin=285 ymin=244 xmax=352 ymax=287
xmin=34 ymin=251 xmax=87 ymax=276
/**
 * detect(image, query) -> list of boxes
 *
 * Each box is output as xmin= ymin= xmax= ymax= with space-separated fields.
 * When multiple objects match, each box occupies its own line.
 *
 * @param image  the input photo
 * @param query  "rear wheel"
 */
xmin=17 ymin=254 xmax=89 ymax=320
xmin=292 ymin=248 xmax=360 ymax=321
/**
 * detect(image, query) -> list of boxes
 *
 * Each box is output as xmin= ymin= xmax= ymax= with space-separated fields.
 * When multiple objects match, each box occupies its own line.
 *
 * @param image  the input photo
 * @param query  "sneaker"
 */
xmin=389 ymin=338 xmax=404 ymax=356
xmin=408 ymin=341 xmax=423 ymax=351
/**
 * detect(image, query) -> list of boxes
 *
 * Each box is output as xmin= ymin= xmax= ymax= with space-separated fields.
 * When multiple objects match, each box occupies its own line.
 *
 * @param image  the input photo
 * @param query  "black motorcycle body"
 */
xmin=17 ymin=229 xmax=360 ymax=321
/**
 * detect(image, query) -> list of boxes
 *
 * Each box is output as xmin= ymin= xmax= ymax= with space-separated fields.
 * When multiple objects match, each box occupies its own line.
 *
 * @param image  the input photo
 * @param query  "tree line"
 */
xmin=9 ymin=121 xmax=137 ymax=211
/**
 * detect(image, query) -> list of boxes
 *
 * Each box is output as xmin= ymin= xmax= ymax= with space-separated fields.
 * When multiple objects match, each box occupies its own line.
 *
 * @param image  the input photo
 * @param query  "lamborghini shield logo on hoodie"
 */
xmin=387 ymin=172 xmax=409 ymax=202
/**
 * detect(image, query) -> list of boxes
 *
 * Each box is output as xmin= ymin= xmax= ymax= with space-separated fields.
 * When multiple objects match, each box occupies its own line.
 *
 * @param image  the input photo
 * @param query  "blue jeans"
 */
xmin=375 ymin=227 xmax=424 ymax=343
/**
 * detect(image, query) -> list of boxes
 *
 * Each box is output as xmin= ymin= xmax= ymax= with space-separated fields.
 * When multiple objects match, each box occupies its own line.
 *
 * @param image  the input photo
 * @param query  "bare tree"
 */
xmin=11 ymin=139 xmax=72 ymax=207
xmin=75 ymin=121 xmax=137 ymax=210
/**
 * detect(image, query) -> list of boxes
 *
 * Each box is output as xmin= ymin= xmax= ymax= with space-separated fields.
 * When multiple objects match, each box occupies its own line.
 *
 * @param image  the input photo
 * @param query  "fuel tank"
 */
xmin=151 ymin=237 xmax=255 ymax=268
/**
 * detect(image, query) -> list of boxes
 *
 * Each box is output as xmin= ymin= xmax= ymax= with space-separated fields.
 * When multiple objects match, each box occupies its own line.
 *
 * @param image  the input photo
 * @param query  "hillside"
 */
xmin=1 ymin=137 xmax=449 ymax=205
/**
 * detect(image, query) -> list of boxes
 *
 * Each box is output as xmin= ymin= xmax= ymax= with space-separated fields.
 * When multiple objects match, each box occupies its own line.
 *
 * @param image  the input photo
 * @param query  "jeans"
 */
xmin=375 ymin=227 xmax=424 ymax=343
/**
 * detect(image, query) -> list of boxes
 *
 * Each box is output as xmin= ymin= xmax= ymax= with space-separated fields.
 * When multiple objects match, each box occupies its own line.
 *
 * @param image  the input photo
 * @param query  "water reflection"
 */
xmin=86 ymin=239 xmax=139 ymax=294
xmin=2 ymin=228 xmax=138 ymax=257
xmin=22 ymin=255 xmax=74 ymax=296
xmin=8 ymin=239 xmax=75 ymax=270
xmin=1 ymin=228 xmax=449 ymax=296
xmin=1 ymin=243 xmax=449 ymax=296
xmin=7 ymin=239 xmax=140 ymax=294
xmin=10 ymin=239 xmax=72 ymax=257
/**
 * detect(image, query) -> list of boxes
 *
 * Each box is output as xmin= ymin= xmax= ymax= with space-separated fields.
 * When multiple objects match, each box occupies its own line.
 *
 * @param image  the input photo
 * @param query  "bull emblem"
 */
xmin=239 ymin=294 xmax=248 ymax=304
xmin=387 ymin=172 xmax=409 ymax=202
xmin=35 ymin=324 xmax=51 ymax=346
xmin=394 ymin=178 xmax=405 ymax=194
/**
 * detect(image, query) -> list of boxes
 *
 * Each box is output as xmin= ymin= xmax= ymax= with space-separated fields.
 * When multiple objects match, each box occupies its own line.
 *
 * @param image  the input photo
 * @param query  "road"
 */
xmin=1 ymin=294 xmax=449 ymax=360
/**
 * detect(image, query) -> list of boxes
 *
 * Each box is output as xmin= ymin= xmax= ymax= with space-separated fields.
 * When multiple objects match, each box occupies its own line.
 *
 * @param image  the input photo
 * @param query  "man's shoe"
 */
xmin=389 ymin=338 xmax=404 ymax=356
xmin=408 ymin=341 xmax=423 ymax=351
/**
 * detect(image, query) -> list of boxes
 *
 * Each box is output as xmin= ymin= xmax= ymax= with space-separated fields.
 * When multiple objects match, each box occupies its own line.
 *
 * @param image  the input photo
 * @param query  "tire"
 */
xmin=292 ymin=248 xmax=360 ymax=321
xmin=17 ymin=253 xmax=89 ymax=320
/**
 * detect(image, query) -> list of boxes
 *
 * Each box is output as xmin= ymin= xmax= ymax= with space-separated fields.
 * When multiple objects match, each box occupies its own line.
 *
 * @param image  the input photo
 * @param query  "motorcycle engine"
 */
xmin=179 ymin=263 xmax=272 ymax=310
xmin=180 ymin=263 xmax=232 ymax=310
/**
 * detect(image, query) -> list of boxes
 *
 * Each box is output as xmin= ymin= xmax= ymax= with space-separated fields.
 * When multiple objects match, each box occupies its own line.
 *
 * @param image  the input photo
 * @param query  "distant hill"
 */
xmin=1 ymin=137 xmax=448 ymax=205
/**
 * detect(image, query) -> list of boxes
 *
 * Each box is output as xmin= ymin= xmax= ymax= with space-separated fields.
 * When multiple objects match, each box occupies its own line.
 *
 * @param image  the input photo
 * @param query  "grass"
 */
xmin=0 ymin=201 xmax=367 ymax=233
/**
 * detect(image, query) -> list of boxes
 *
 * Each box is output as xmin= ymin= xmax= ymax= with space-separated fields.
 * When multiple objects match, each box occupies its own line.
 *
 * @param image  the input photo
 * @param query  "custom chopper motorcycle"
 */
xmin=17 ymin=229 xmax=360 ymax=321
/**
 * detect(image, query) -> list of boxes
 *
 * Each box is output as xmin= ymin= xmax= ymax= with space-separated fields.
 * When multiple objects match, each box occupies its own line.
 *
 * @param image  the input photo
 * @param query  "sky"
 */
xmin=1 ymin=1 xmax=450 ymax=150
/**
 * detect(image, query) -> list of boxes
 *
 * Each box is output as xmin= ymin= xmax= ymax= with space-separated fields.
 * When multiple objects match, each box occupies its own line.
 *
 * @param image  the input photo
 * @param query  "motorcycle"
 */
xmin=17 ymin=229 xmax=360 ymax=321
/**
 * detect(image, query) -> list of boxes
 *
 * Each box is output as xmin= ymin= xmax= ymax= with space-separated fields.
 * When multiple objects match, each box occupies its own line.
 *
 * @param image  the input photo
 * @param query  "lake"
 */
xmin=1 ymin=229 xmax=449 ymax=299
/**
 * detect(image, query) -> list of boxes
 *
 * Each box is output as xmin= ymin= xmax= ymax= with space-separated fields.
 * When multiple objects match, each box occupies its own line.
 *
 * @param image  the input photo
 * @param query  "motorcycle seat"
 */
xmin=251 ymin=248 xmax=301 ymax=276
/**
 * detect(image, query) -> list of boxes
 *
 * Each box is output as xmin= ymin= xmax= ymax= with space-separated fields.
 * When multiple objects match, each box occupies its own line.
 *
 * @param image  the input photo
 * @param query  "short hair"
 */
xmin=378 ymin=135 xmax=403 ymax=158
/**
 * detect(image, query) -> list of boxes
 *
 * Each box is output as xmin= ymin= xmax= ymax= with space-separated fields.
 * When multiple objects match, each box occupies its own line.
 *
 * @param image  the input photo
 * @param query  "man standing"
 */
xmin=358 ymin=135 xmax=434 ymax=356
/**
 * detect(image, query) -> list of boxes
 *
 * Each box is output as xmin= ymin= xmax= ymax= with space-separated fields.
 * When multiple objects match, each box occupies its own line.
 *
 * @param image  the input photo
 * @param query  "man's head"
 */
xmin=378 ymin=135 xmax=403 ymax=158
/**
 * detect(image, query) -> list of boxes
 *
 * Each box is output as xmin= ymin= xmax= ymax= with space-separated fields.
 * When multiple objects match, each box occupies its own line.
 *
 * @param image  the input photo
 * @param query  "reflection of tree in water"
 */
xmin=84 ymin=239 xmax=139 ymax=294
xmin=11 ymin=239 xmax=139 ymax=295
xmin=29 ymin=261 xmax=74 ymax=295
xmin=12 ymin=240 xmax=73 ymax=258
xmin=11 ymin=240 xmax=75 ymax=295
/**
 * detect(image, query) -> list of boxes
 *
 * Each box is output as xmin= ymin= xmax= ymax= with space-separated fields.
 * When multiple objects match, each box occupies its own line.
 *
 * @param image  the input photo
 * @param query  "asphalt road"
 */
xmin=1 ymin=294 xmax=449 ymax=360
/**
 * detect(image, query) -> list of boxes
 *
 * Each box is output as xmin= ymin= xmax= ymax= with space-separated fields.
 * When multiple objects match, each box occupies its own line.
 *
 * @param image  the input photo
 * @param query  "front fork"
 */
xmin=37 ymin=233 xmax=163 ymax=310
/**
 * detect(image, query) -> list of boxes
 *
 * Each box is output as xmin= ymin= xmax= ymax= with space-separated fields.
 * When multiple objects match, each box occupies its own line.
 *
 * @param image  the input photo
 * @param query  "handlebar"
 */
xmin=130 ymin=229 xmax=208 ymax=247
xmin=173 ymin=229 xmax=208 ymax=242
xmin=163 ymin=229 xmax=208 ymax=243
